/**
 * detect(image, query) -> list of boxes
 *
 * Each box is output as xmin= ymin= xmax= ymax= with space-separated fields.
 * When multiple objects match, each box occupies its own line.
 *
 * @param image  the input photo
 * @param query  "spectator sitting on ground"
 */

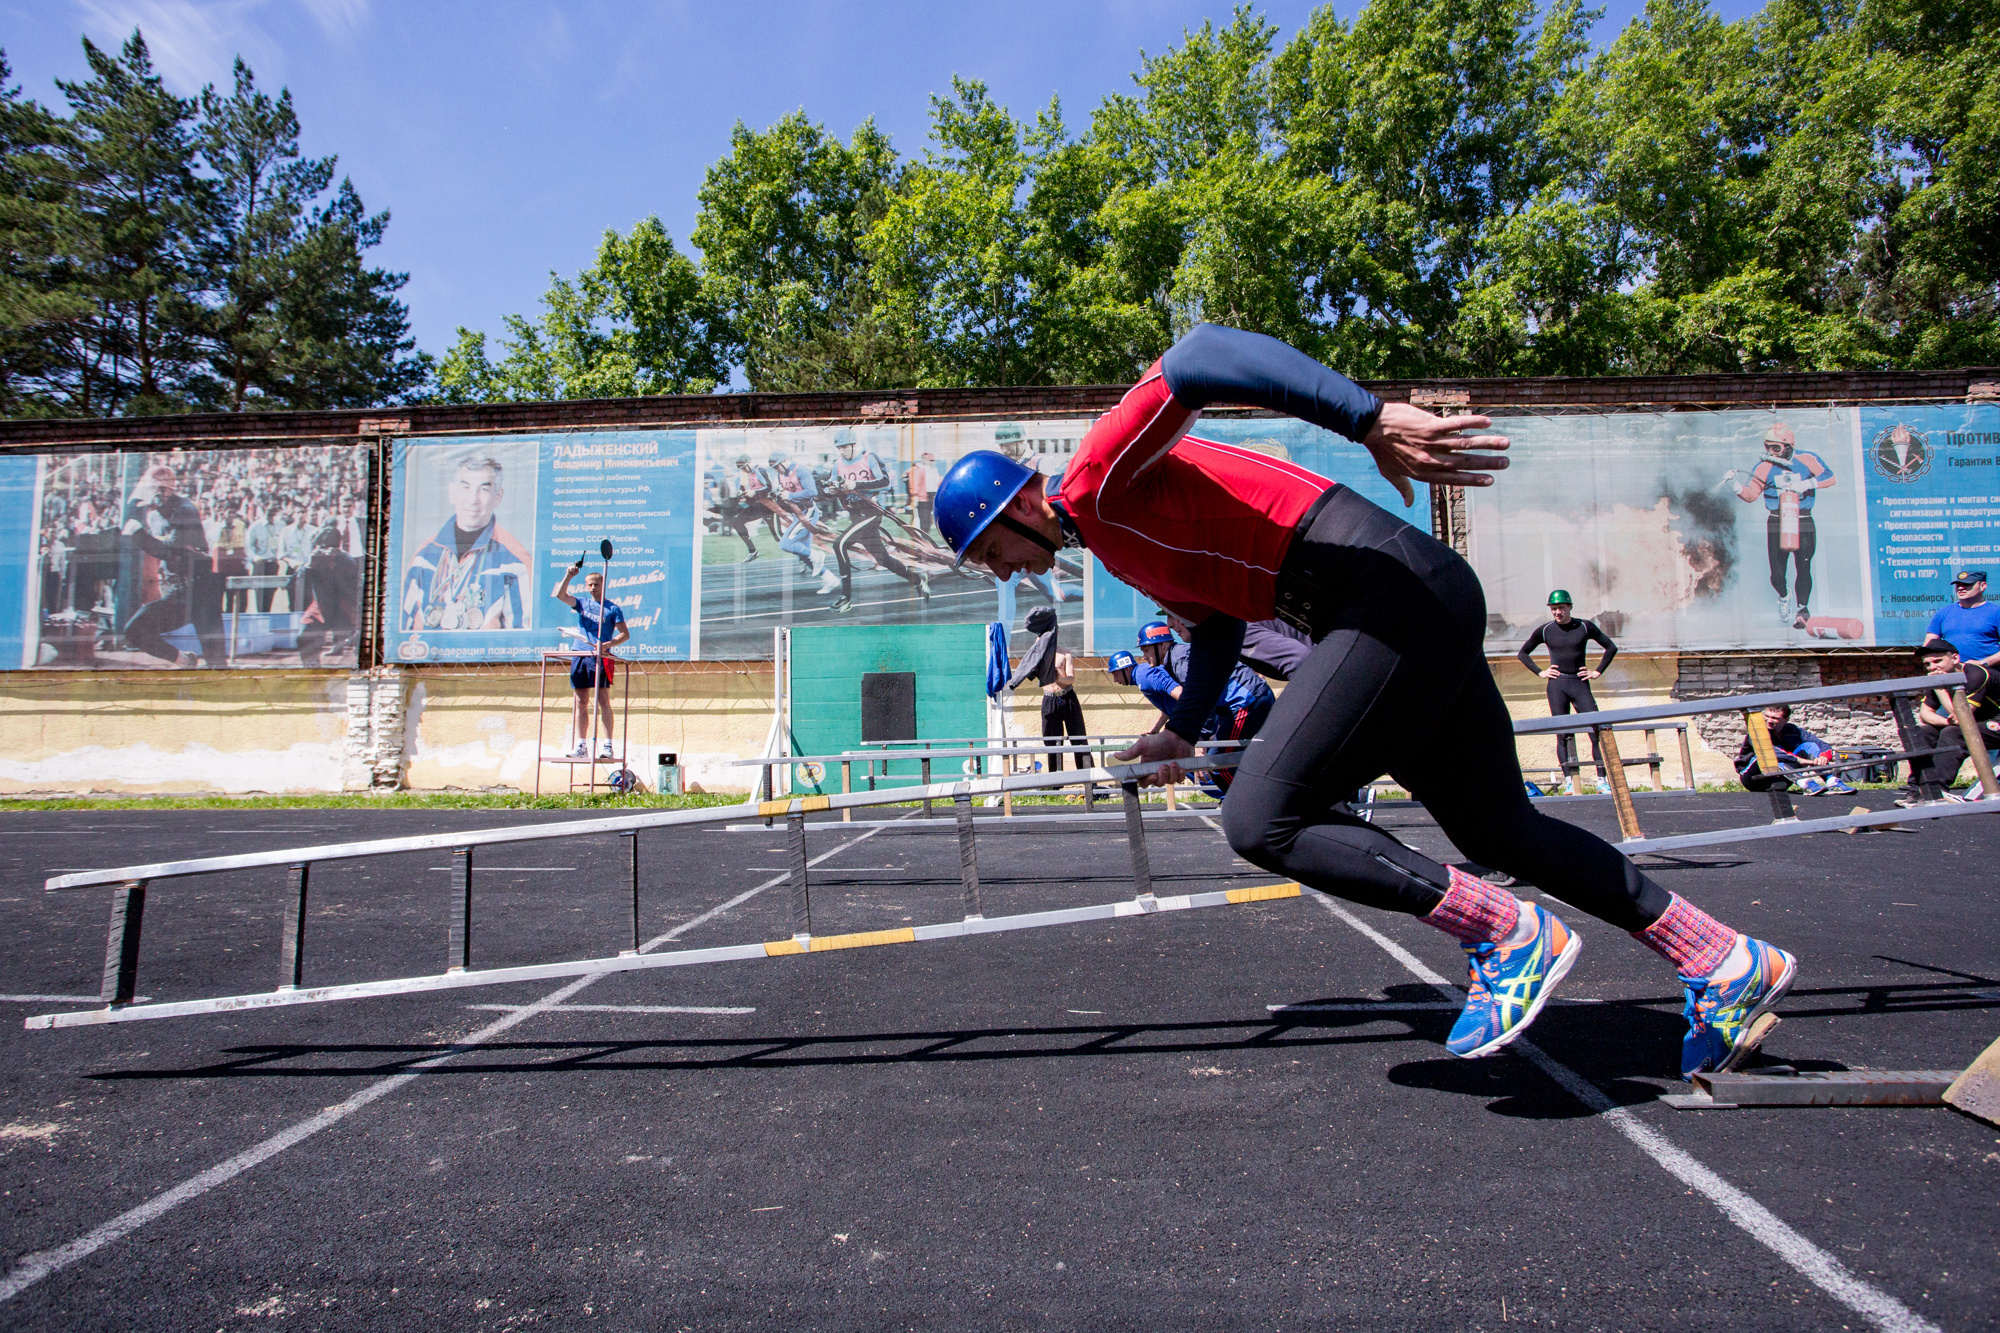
xmin=1733 ymin=703 xmax=1852 ymax=797
xmin=1923 ymin=570 xmax=2000 ymax=667
xmin=1902 ymin=639 xmax=1999 ymax=805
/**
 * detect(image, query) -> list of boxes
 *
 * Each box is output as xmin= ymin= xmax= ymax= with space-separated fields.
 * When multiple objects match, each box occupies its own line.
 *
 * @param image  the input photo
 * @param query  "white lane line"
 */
xmin=0 ymin=995 xmax=148 ymax=1005
xmin=424 ymin=866 xmax=576 ymax=872
xmin=465 ymin=1004 xmax=755 ymax=1015
xmin=0 ymin=820 xmax=902 ymax=1307
xmin=1306 ymin=890 xmax=1942 ymax=1333
xmin=1269 ymin=1001 xmax=1457 ymax=1012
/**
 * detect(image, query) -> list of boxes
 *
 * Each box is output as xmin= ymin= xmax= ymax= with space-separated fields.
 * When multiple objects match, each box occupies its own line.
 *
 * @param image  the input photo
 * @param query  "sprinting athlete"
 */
xmin=1517 ymin=590 xmax=1618 ymax=794
xmin=1724 ymin=424 xmax=1835 ymax=630
xmin=937 ymin=322 xmax=1796 ymax=1075
xmin=770 ymin=453 xmax=840 ymax=595
xmin=830 ymin=429 xmax=930 ymax=613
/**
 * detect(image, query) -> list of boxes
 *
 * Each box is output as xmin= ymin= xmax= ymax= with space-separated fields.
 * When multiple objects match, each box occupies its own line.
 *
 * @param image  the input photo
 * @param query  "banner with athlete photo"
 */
xmin=383 ymin=432 xmax=696 ymax=664
xmin=694 ymin=420 xmax=1096 ymax=660
xmin=15 ymin=443 xmax=368 ymax=670
xmin=1858 ymin=403 xmax=2000 ymax=641
xmin=693 ymin=416 xmax=1417 ymax=659
xmin=1462 ymin=407 xmax=1878 ymax=652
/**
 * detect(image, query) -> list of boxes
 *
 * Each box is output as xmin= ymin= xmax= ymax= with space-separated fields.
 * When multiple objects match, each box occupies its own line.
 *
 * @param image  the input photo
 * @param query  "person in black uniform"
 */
xmin=1007 ymin=606 xmax=1086 ymax=768
xmin=296 ymin=526 xmax=362 ymax=667
xmin=120 ymin=463 xmax=226 ymax=667
xmin=1517 ymin=590 xmax=1617 ymax=794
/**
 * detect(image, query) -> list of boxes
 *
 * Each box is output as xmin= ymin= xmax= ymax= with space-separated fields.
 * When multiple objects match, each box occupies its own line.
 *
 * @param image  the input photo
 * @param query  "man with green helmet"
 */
xmin=1517 ymin=590 xmax=1619 ymax=794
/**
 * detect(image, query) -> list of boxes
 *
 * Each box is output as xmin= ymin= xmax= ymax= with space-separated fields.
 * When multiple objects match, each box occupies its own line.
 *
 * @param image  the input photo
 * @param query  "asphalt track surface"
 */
xmin=2 ymin=793 xmax=1996 ymax=1331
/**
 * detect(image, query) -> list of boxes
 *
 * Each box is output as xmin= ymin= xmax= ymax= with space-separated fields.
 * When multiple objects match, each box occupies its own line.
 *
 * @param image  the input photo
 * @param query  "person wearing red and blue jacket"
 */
xmin=935 ymin=322 xmax=1796 ymax=1076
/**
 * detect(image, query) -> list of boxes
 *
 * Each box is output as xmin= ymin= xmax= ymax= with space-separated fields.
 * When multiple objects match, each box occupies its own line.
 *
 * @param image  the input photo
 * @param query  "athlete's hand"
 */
xmin=1362 ymin=403 xmax=1510 ymax=506
xmin=1540 ymin=666 xmax=1561 ymax=680
xmin=1579 ymin=668 xmax=1600 ymax=680
xmin=1112 ymin=731 xmax=1194 ymax=787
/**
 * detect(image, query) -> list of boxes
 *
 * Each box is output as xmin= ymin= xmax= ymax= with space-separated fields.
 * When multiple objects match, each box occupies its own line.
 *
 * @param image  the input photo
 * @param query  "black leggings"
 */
xmin=1221 ymin=487 xmax=1672 ymax=932
xmin=836 ymin=515 xmax=915 ymax=596
xmin=1041 ymin=690 xmax=1086 ymax=770
xmin=1766 ymin=513 xmax=1816 ymax=609
xmin=1546 ymin=674 xmax=1605 ymax=777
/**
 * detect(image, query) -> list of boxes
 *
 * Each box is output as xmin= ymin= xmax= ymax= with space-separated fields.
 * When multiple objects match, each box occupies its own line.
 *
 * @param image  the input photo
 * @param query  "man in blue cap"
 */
xmin=934 ymin=322 xmax=1796 ymax=1076
xmin=1924 ymin=571 xmax=2000 ymax=666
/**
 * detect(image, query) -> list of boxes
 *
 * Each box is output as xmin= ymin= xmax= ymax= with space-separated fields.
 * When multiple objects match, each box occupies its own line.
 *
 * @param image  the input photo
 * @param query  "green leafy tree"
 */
xmin=435 ymin=217 xmax=726 ymax=402
xmin=693 ymin=112 xmax=905 ymax=390
xmin=0 ymin=51 xmax=93 ymax=416
xmin=192 ymin=58 xmax=426 ymax=410
xmin=54 ymin=31 xmax=212 ymax=413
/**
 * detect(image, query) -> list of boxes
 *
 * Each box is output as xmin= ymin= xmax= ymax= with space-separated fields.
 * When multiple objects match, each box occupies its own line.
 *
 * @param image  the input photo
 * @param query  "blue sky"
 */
xmin=2 ymin=1 xmax=1766 ymax=364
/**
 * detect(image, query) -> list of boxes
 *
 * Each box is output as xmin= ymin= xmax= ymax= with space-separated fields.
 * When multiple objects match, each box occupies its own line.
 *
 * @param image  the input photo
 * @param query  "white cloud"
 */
xmin=68 ymin=0 xmax=372 ymax=91
xmin=297 ymin=0 xmax=368 ymax=41
xmin=72 ymin=0 xmax=271 ymax=89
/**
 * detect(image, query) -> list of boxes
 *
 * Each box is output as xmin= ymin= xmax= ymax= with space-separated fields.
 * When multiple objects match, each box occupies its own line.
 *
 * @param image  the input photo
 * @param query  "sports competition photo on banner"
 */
xmin=1463 ymin=408 xmax=1875 ymax=651
xmin=385 ymin=432 xmax=695 ymax=665
xmin=694 ymin=421 xmax=1094 ymax=659
xmin=21 ymin=444 xmax=368 ymax=670
xmin=694 ymin=416 xmax=1418 ymax=659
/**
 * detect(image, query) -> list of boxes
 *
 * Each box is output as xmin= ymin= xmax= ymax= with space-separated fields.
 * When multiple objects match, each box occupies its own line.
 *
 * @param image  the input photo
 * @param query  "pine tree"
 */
xmin=56 ymin=31 xmax=210 ymax=414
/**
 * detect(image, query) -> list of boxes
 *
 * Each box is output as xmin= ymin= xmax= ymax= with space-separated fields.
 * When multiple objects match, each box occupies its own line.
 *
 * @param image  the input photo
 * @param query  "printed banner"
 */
xmin=1463 ymin=408 xmax=1877 ymax=652
xmin=695 ymin=420 xmax=1094 ymax=660
xmin=694 ymin=416 xmax=1417 ymax=659
xmin=383 ymin=433 xmax=695 ymax=664
xmin=22 ymin=444 xmax=369 ymax=670
xmin=1859 ymin=403 xmax=2000 ymax=641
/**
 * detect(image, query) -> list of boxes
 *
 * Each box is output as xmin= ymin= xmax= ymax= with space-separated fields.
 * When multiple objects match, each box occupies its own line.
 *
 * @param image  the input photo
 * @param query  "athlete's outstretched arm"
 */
xmin=1160 ymin=323 xmax=1510 ymax=505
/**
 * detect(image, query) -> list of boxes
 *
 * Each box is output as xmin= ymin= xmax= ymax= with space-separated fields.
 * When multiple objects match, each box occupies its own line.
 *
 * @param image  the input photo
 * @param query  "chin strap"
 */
xmin=995 ymin=512 xmax=1060 ymax=554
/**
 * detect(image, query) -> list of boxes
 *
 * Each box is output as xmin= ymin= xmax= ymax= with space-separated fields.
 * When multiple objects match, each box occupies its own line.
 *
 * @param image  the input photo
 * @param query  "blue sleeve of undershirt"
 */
xmin=1160 ymin=323 xmax=1384 ymax=443
xmin=1166 ymin=614 xmax=1247 ymax=743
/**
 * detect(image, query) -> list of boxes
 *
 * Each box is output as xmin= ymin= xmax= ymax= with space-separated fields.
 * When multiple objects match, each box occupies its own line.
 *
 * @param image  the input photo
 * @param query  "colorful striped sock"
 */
xmin=1422 ymin=865 xmax=1521 ymax=945
xmin=1632 ymin=893 xmax=1737 ymax=977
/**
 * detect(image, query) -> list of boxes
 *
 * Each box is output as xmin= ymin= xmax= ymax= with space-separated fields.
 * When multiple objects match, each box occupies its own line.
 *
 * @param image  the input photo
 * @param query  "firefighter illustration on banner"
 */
xmin=1721 ymin=423 xmax=1860 ymax=639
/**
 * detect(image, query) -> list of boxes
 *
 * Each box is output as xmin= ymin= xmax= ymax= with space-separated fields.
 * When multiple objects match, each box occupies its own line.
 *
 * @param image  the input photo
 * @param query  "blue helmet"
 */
xmin=1106 ymin=650 xmax=1136 ymax=674
xmin=935 ymin=450 xmax=1039 ymax=563
xmin=1137 ymin=621 xmax=1173 ymax=648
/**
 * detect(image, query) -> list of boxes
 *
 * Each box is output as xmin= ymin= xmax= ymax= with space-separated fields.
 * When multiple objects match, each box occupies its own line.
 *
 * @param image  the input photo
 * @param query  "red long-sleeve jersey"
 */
xmin=1056 ymin=365 xmax=1334 ymax=623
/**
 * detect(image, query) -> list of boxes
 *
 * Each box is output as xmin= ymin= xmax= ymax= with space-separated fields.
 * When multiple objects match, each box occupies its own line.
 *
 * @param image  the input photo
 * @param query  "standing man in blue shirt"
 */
xmin=554 ymin=559 xmax=629 ymax=759
xmin=1924 ymin=570 xmax=2000 ymax=666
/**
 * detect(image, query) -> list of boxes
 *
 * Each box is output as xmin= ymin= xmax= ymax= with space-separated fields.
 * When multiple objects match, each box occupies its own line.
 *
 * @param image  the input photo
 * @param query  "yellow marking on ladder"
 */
xmin=801 ymin=795 xmax=832 ymax=813
xmin=757 ymin=799 xmax=791 ymax=817
xmin=805 ymin=927 xmax=917 ymax=952
xmin=1225 ymin=882 xmax=1302 ymax=905
xmin=762 ymin=927 xmax=916 ymax=956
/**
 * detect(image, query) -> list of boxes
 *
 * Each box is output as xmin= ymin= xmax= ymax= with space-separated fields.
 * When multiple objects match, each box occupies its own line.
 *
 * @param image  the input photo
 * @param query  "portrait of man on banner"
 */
xmin=399 ymin=444 xmax=536 ymax=632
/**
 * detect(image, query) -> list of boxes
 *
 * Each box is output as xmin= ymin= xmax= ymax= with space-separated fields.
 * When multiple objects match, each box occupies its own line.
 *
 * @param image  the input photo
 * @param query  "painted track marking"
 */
xmin=0 ymin=820 xmax=902 ymax=1307
xmin=1307 ymin=890 xmax=1943 ymax=1333
xmin=465 ymin=1003 xmax=755 ymax=1015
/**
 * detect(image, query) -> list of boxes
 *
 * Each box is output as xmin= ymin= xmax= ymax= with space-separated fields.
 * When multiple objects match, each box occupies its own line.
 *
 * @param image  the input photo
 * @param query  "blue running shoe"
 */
xmin=1680 ymin=936 xmax=1798 ymax=1078
xmin=1446 ymin=903 xmax=1581 ymax=1058
xmin=1796 ymin=774 xmax=1827 ymax=796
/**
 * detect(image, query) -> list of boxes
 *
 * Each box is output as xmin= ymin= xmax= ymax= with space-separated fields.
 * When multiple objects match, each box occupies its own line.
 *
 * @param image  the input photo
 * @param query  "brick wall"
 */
xmin=1672 ymin=653 xmax=1913 ymax=757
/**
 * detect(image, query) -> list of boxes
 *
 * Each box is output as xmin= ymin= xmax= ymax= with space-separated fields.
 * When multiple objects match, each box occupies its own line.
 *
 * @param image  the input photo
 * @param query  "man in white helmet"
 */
xmin=1724 ymin=423 xmax=1836 ymax=630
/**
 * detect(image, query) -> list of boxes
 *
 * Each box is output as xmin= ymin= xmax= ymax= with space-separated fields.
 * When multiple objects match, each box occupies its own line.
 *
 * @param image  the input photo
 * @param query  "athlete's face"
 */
xmin=1109 ymin=666 xmax=1134 ymax=686
xmin=962 ymin=491 xmax=1056 ymax=580
xmin=450 ymin=466 xmax=502 ymax=532
xmin=585 ymin=574 xmax=604 ymax=598
xmin=1922 ymin=650 xmax=1960 ymax=674
xmin=1762 ymin=706 xmax=1790 ymax=730
xmin=1550 ymin=603 xmax=1572 ymax=624
xmin=1140 ymin=642 xmax=1168 ymax=667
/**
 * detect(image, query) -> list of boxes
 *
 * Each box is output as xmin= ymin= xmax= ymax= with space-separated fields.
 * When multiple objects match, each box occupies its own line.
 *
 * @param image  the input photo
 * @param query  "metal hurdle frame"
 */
xmin=25 ymin=673 xmax=1998 ymax=1033
xmin=28 ymin=751 xmax=1251 ymax=1031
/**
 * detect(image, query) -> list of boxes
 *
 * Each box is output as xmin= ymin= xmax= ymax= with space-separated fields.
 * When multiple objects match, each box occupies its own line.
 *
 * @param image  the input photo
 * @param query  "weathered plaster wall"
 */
xmin=0 ymin=671 xmax=351 ymax=794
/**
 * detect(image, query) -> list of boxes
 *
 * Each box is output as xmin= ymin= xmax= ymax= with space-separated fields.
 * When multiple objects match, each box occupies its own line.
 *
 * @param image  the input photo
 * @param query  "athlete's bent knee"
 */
xmin=1221 ymin=793 xmax=1286 ymax=870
